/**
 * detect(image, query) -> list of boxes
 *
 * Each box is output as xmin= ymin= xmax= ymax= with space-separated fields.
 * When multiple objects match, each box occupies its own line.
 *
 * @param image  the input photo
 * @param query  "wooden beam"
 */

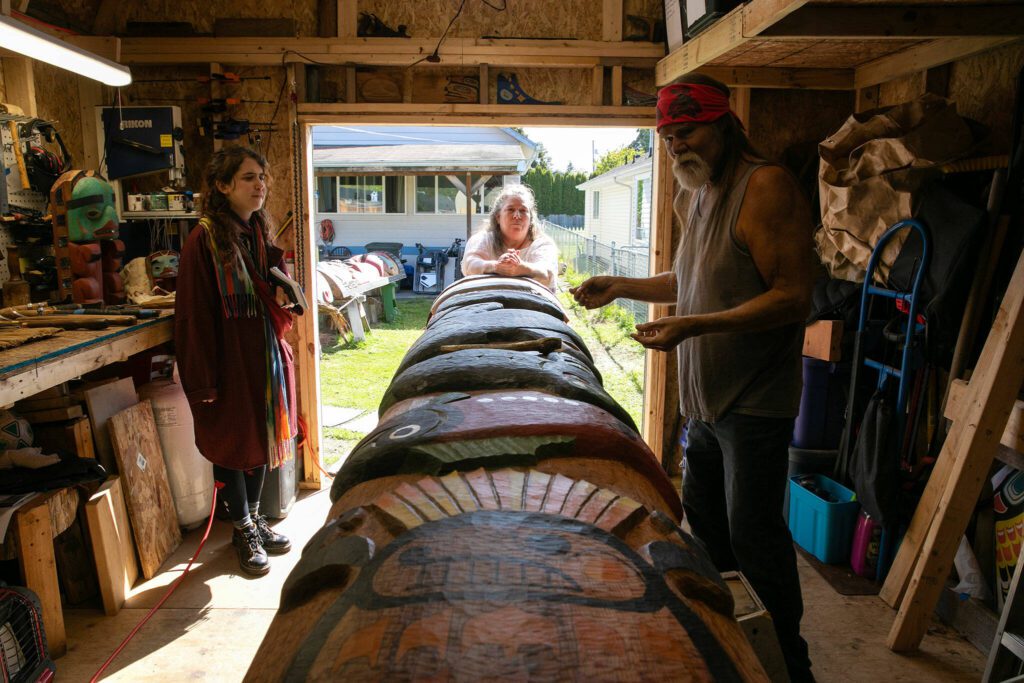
xmin=338 ymin=0 xmax=357 ymax=38
xmin=945 ymin=379 xmax=1024 ymax=455
xmin=479 ymin=63 xmax=489 ymax=105
xmin=297 ymin=103 xmax=656 ymax=127
xmin=91 ymin=0 xmax=118 ymax=34
xmin=591 ymin=66 xmax=604 ymax=106
xmin=611 ymin=65 xmax=623 ymax=106
xmin=855 ymin=37 xmax=1020 ymax=89
xmin=855 ymin=86 xmax=880 ymax=113
xmin=77 ymin=78 xmax=103 ymax=170
xmin=63 ymin=35 xmax=120 ymax=62
xmin=696 ymin=65 xmax=853 ymax=90
xmin=345 ymin=65 xmax=357 ymax=104
xmin=887 ymin=250 xmax=1024 ymax=652
xmin=1 ymin=56 xmax=36 ymax=116
xmin=119 ymin=37 xmax=664 ymax=68
xmin=762 ymin=5 xmax=1024 ymax=40
xmin=642 ymin=140 xmax=677 ymax=458
xmin=603 ymin=0 xmax=623 ymax=42
xmin=15 ymin=497 xmax=65 ymax=657
xmin=729 ymin=86 xmax=751 ymax=130
xmin=296 ymin=123 xmax=322 ymax=488
xmin=742 ymin=0 xmax=811 ymax=38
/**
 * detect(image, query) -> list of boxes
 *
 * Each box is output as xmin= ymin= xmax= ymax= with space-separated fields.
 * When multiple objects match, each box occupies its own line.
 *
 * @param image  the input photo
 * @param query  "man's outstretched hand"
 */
xmin=631 ymin=315 xmax=701 ymax=351
xmin=570 ymin=276 xmax=618 ymax=309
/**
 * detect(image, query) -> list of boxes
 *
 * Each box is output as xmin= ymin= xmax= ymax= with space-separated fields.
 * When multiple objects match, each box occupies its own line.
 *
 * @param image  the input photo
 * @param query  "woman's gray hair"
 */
xmin=480 ymin=183 xmax=543 ymax=252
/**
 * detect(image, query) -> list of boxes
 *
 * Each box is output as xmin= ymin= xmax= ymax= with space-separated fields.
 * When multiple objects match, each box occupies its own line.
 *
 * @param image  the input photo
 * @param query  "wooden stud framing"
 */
xmin=296 ymin=122 xmax=322 ymax=489
xmin=119 ymin=37 xmax=664 ymax=69
xmin=346 ymin=66 xmax=357 ymax=104
xmin=729 ymin=87 xmax=751 ymax=130
xmin=1 ymin=56 xmax=37 ymax=116
xmin=854 ymin=36 xmax=1019 ymax=89
xmin=854 ymin=86 xmax=880 ymax=113
xmin=611 ymin=65 xmax=623 ymax=106
xmin=696 ymin=66 xmax=853 ymax=90
xmin=603 ymin=0 xmax=623 ymax=42
xmin=479 ymin=64 xmax=489 ymax=105
xmin=78 ymin=79 xmax=103 ymax=169
xmin=591 ymin=66 xmax=604 ymax=106
xmin=338 ymin=0 xmax=358 ymax=38
xmin=642 ymin=140 xmax=677 ymax=458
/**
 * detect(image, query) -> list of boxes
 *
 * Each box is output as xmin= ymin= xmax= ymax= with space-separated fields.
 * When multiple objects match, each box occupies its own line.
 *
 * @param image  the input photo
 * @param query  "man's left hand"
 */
xmin=631 ymin=316 xmax=701 ymax=351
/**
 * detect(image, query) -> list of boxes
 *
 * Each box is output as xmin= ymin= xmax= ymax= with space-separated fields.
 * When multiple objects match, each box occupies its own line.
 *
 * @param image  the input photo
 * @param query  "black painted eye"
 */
xmin=87 ymin=210 xmax=101 ymax=220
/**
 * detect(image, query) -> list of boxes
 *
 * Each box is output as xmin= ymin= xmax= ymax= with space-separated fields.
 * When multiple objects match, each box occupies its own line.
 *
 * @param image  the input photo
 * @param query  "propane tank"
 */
xmin=138 ymin=372 xmax=213 ymax=529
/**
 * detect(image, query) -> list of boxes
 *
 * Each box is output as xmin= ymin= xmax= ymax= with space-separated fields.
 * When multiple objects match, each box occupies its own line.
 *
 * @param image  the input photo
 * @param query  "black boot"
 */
xmin=252 ymin=514 xmax=292 ymax=555
xmin=232 ymin=524 xmax=270 ymax=575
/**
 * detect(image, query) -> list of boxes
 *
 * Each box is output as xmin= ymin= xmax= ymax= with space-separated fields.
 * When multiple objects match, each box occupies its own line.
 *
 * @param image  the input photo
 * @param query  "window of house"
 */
xmin=337 ymin=175 xmax=405 ymax=213
xmin=415 ymin=175 xmax=469 ymax=214
xmin=635 ymin=178 xmax=650 ymax=243
xmin=592 ymin=191 xmax=601 ymax=219
xmin=475 ymin=176 xmax=504 ymax=214
xmin=316 ymin=176 xmax=337 ymax=213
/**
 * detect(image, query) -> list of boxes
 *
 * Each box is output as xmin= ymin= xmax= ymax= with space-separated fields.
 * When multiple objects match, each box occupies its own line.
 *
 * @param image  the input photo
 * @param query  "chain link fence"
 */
xmin=543 ymin=220 xmax=651 ymax=323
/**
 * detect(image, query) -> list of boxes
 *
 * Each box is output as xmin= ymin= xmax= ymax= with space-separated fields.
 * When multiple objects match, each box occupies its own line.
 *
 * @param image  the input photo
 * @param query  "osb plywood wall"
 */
xmin=32 ymin=62 xmax=86 ymax=165
xmin=491 ymin=68 xmax=591 ymax=106
xmin=749 ymin=90 xmax=854 ymax=163
xmin=361 ymin=0 xmax=603 ymax=41
xmin=91 ymin=0 xmax=318 ymax=36
xmin=876 ymin=43 xmax=1024 ymax=156
xmin=0 ymin=61 xmax=6 ymax=103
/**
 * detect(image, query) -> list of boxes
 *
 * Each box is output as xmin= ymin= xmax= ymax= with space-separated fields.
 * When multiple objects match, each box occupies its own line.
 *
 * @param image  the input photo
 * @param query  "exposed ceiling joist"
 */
xmin=854 ymin=36 xmax=1021 ymax=88
xmin=696 ymin=65 xmax=853 ymax=90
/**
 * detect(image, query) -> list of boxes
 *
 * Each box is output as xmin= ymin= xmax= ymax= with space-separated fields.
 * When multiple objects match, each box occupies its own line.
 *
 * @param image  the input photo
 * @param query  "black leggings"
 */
xmin=213 ymin=464 xmax=266 ymax=526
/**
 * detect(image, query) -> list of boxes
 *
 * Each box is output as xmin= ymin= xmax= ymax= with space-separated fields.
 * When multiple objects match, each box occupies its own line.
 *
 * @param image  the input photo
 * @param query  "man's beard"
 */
xmin=672 ymin=153 xmax=712 ymax=191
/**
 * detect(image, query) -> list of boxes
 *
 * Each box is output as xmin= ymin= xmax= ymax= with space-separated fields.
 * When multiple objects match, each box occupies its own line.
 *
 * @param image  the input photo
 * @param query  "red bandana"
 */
xmin=656 ymin=83 xmax=734 ymax=131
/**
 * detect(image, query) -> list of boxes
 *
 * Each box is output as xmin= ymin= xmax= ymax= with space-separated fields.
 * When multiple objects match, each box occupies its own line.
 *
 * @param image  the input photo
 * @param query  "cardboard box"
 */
xmin=803 ymin=319 xmax=843 ymax=361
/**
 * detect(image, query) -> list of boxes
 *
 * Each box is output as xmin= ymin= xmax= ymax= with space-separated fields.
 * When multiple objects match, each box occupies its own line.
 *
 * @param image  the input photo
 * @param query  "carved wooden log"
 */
xmin=431 ymin=288 xmax=567 ymax=323
xmin=381 ymin=349 xmax=635 ymax=432
xmin=394 ymin=308 xmax=595 ymax=378
xmin=429 ymin=275 xmax=564 ymax=320
xmin=333 ymin=390 xmax=682 ymax=520
xmin=246 ymin=468 xmax=767 ymax=682
xmin=249 ymin=277 xmax=768 ymax=681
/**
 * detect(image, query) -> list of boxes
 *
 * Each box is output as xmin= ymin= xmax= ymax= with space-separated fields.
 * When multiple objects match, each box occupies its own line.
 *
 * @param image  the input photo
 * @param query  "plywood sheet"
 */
xmin=109 ymin=401 xmax=181 ymax=580
xmin=85 ymin=377 xmax=138 ymax=474
xmin=86 ymin=476 xmax=139 ymax=616
xmin=708 ymin=38 xmax=926 ymax=69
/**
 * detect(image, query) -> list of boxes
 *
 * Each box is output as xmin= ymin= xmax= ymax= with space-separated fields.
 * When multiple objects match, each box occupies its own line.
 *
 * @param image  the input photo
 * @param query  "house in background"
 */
xmin=575 ymin=155 xmax=653 ymax=250
xmin=313 ymin=126 xmax=537 ymax=256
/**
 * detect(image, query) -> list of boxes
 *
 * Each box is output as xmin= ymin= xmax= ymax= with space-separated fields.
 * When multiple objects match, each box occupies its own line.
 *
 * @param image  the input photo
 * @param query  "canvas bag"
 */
xmin=816 ymin=93 xmax=976 ymax=283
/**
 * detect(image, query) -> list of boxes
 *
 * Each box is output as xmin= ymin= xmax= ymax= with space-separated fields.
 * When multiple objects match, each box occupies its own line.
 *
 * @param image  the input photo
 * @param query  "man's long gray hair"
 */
xmin=480 ymin=183 xmax=543 ymax=253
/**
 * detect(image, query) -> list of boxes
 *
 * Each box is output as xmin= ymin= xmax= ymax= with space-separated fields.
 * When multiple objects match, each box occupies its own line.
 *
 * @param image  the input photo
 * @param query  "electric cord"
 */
xmin=89 ymin=481 xmax=225 ymax=683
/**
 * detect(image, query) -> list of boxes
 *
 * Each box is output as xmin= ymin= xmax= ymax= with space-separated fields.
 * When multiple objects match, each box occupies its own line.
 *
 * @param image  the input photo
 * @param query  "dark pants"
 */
xmin=683 ymin=413 xmax=813 ymax=682
xmin=213 ymin=464 xmax=267 ymax=527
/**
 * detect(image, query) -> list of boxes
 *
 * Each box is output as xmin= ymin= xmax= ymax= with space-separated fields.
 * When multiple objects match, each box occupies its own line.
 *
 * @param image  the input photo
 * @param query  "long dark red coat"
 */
xmin=174 ymin=221 xmax=295 ymax=471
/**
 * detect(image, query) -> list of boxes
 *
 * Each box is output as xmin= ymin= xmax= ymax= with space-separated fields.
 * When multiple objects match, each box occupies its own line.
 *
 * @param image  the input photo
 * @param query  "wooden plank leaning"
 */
xmin=887 ymin=249 xmax=1024 ymax=651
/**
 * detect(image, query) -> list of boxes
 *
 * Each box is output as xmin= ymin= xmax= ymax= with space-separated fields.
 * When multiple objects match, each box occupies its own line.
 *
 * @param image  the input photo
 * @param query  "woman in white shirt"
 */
xmin=461 ymin=184 xmax=559 ymax=291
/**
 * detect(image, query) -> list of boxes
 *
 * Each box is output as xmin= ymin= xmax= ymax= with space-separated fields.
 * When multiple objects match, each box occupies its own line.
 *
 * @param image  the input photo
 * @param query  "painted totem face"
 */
xmin=148 ymin=251 xmax=179 ymax=280
xmin=67 ymin=176 xmax=119 ymax=242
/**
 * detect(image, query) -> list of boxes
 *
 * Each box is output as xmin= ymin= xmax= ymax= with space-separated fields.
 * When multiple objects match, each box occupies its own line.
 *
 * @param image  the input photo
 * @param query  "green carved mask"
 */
xmin=67 ymin=176 xmax=119 ymax=242
xmin=148 ymin=250 xmax=179 ymax=280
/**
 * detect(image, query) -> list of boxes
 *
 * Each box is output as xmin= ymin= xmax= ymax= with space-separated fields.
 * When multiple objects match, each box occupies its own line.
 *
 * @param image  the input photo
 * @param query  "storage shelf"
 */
xmin=657 ymin=0 xmax=1024 ymax=89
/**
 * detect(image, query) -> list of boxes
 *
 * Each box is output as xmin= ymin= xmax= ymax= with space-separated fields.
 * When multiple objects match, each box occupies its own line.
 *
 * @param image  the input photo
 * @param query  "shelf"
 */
xmin=118 ymin=36 xmax=665 ymax=70
xmin=298 ymin=103 xmax=656 ymax=126
xmin=656 ymin=0 xmax=1024 ymax=90
xmin=122 ymin=211 xmax=201 ymax=220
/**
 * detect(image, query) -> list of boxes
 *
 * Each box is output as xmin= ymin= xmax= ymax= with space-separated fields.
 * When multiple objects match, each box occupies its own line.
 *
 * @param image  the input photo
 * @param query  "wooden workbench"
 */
xmin=0 ymin=312 xmax=174 ymax=406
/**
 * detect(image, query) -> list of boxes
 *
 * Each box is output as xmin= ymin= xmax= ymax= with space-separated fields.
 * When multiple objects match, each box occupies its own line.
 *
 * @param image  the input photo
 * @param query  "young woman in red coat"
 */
xmin=175 ymin=147 xmax=296 ymax=575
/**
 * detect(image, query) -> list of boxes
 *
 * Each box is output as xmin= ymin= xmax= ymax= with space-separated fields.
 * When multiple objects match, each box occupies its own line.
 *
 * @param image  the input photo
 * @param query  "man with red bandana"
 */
xmin=572 ymin=74 xmax=817 ymax=682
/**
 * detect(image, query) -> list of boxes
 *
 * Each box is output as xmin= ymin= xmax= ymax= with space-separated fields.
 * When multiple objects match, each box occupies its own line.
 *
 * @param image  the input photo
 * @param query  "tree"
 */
xmin=531 ymin=143 xmax=552 ymax=170
xmin=593 ymin=145 xmax=640 ymax=176
xmin=629 ymin=128 xmax=652 ymax=155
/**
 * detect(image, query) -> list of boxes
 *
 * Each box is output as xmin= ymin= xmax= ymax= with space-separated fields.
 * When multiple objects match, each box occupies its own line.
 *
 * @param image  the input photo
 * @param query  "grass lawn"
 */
xmin=318 ymin=281 xmax=646 ymax=467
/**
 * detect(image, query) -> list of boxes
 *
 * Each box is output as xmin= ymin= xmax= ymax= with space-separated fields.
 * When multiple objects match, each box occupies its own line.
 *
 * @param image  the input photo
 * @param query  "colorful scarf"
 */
xmin=200 ymin=216 xmax=294 ymax=468
xmin=656 ymin=82 xmax=739 ymax=131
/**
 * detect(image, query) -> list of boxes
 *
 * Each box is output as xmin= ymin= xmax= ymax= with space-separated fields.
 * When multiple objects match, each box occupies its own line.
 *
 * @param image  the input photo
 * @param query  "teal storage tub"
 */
xmin=787 ymin=474 xmax=860 ymax=564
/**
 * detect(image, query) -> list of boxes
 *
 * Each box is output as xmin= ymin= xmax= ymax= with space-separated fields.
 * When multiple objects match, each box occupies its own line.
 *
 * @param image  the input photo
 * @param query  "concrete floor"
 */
xmin=57 ymin=486 xmax=986 ymax=682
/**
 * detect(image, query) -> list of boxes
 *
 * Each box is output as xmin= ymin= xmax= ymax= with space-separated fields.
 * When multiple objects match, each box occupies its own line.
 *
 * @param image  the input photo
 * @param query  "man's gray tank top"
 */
xmin=674 ymin=160 xmax=803 ymax=423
